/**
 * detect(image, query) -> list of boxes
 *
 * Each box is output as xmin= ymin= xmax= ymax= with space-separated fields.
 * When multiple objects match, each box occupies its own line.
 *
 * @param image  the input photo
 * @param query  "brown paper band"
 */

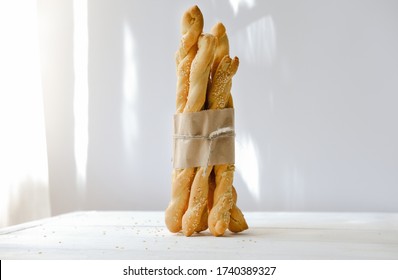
xmin=173 ymin=108 xmax=235 ymax=169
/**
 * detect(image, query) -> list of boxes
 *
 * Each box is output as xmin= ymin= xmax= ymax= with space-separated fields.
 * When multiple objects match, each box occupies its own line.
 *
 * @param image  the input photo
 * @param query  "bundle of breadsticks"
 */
xmin=165 ymin=5 xmax=248 ymax=237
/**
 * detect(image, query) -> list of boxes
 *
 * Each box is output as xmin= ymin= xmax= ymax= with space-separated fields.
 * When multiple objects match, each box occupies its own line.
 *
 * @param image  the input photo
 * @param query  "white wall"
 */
xmin=38 ymin=0 xmax=398 ymax=215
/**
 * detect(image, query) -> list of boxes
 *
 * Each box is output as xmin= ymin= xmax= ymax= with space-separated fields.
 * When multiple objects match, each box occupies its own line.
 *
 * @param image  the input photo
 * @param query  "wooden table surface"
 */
xmin=0 ymin=211 xmax=397 ymax=259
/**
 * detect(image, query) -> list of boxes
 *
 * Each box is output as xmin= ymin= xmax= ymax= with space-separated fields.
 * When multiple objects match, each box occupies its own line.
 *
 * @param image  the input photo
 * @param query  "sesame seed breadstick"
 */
xmin=218 ymin=76 xmax=247 ymax=234
xmin=209 ymin=22 xmax=233 ymax=107
xmin=209 ymin=164 xmax=234 ymax=236
xmin=165 ymin=6 xmax=203 ymax=233
xmin=206 ymin=55 xmax=239 ymax=236
xmin=176 ymin=5 xmax=204 ymax=65
xmin=176 ymin=46 xmax=197 ymax=113
xmin=183 ymin=34 xmax=216 ymax=113
xmin=209 ymin=23 xmax=248 ymax=235
xmin=175 ymin=5 xmax=203 ymax=113
xmin=182 ymin=166 xmax=212 ymax=236
xmin=165 ymin=168 xmax=196 ymax=233
xmin=181 ymin=33 xmax=216 ymax=236
xmin=207 ymin=55 xmax=239 ymax=110
xmin=194 ymin=169 xmax=215 ymax=234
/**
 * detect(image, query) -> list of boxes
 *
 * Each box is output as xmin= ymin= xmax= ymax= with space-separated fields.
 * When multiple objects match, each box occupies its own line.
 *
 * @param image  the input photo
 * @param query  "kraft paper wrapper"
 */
xmin=173 ymin=108 xmax=235 ymax=169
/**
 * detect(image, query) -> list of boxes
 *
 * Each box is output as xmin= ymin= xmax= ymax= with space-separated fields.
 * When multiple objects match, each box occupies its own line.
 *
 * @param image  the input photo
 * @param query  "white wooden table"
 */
xmin=0 ymin=211 xmax=397 ymax=259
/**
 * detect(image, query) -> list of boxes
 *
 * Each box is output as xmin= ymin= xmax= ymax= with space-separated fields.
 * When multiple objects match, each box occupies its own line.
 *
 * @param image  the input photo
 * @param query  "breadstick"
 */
xmin=209 ymin=165 xmax=234 ymax=236
xmin=165 ymin=168 xmax=195 ymax=232
xmin=209 ymin=22 xmax=233 ymax=106
xmin=181 ymin=34 xmax=216 ymax=236
xmin=207 ymin=55 xmax=239 ymax=110
xmin=176 ymin=5 xmax=204 ymax=65
xmin=183 ymin=34 xmax=216 ymax=113
xmin=220 ymin=75 xmax=247 ymax=233
xmin=165 ymin=6 xmax=203 ymax=233
xmin=207 ymin=55 xmax=239 ymax=236
xmin=209 ymin=22 xmax=248 ymax=234
xmin=176 ymin=46 xmax=197 ymax=113
xmin=182 ymin=167 xmax=212 ymax=236
xmin=208 ymin=60 xmax=247 ymax=235
xmin=175 ymin=5 xmax=203 ymax=113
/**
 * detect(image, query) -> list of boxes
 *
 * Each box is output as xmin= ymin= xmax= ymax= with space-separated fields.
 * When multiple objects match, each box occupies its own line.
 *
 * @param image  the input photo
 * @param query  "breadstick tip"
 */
xmin=181 ymin=5 xmax=204 ymax=34
xmin=211 ymin=22 xmax=226 ymax=38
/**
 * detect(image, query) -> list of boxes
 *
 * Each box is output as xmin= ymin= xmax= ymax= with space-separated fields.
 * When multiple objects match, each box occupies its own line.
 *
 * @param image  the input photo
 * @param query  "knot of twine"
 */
xmin=173 ymin=126 xmax=235 ymax=175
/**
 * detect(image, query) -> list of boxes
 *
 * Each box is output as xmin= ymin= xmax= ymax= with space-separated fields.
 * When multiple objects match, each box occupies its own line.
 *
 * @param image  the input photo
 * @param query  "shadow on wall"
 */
xmin=84 ymin=0 xmax=177 ymax=211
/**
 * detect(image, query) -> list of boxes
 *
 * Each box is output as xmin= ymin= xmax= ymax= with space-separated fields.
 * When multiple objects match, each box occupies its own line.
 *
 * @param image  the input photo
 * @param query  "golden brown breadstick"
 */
xmin=208 ymin=59 xmax=248 ymax=232
xmin=209 ymin=22 xmax=248 ymax=234
xmin=184 ymin=34 xmax=216 ymax=113
xmin=182 ymin=166 xmax=212 ymax=236
xmin=209 ymin=164 xmax=234 ymax=236
xmin=165 ymin=168 xmax=195 ymax=232
xmin=209 ymin=22 xmax=233 ymax=106
xmin=165 ymin=6 xmax=203 ymax=233
xmin=207 ymin=55 xmax=239 ymax=109
xmin=175 ymin=5 xmax=203 ymax=113
xmin=176 ymin=46 xmax=197 ymax=113
xmin=176 ymin=5 xmax=204 ymax=65
xmin=207 ymin=55 xmax=239 ymax=236
xmin=181 ymin=34 xmax=216 ymax=236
